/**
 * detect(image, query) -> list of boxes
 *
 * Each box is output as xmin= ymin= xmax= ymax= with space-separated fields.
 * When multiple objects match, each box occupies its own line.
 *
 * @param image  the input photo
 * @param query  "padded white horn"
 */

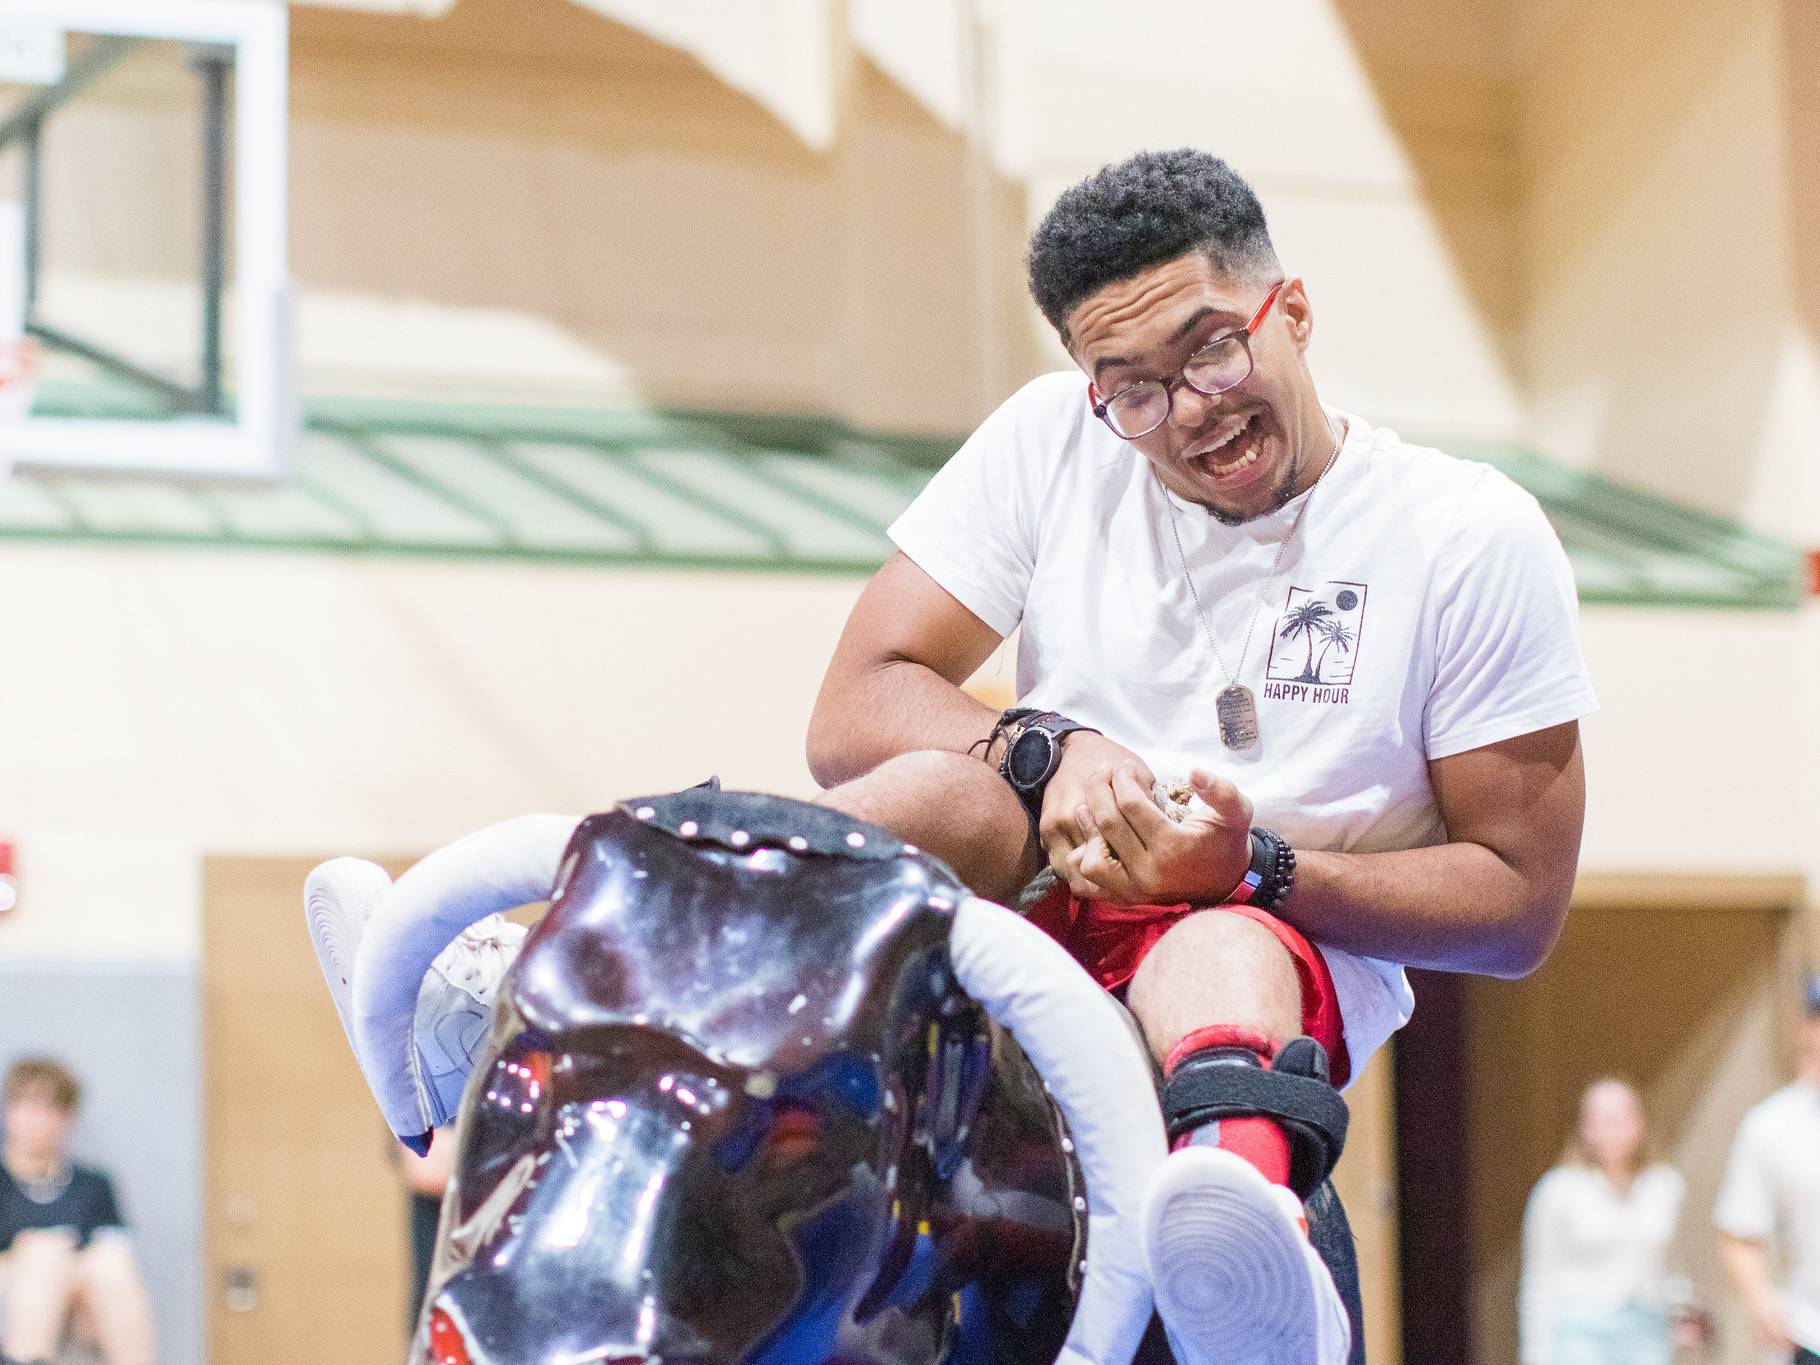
xmin=949 ymin=896 xmax=1165 ymax=1365
xmin=304 ymin=855 xmax=396 ymax=1057
xmin=351 ymin=814 xmax=578 ymax=1147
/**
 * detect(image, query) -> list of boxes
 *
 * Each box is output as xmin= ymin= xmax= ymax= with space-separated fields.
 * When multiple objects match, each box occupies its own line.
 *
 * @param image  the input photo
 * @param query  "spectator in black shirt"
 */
xmin=0 ymin=1058 xmax=153 ymax=1365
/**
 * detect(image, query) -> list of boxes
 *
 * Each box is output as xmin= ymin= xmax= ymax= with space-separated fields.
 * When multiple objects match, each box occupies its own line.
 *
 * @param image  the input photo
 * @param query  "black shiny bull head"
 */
xmin=358 ymin=792 xmax=1164 ymax=1365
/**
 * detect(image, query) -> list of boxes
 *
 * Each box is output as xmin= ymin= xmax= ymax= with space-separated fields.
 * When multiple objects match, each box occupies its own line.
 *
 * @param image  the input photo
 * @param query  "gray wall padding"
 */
xmin=0 ymin=961 xmax=202 ymax=1365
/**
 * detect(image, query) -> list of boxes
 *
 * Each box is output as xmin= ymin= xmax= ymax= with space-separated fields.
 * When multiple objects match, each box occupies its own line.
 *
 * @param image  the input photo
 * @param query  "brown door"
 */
xmin=203 ymin=855 xmax=414 ymax=1365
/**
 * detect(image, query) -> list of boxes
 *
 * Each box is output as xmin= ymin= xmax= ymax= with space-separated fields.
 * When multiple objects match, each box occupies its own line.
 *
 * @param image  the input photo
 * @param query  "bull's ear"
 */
xmin=349 ymin=814 xmax=580 ymax=1148
xmin=948 ymin=897 xmax=1166 ymax=1365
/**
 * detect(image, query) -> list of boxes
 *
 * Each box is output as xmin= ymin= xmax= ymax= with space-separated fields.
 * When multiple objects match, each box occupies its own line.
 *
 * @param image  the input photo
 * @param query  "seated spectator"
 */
xmin=0 ymin=1059 xmax=154 ymax=1365
xmin=1520 ymin=1076 xmax=1700 ymax=1365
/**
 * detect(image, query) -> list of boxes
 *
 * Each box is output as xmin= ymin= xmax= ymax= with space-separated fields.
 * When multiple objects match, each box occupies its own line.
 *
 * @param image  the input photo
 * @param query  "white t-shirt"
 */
xmin=1714 ymin=1080 xmax=1820 ymax=1350
xmin=1519 ymin=1163 xmax=1686 ymax=1364
xmin=889 ymin=372 xmax=1599 ymax=1070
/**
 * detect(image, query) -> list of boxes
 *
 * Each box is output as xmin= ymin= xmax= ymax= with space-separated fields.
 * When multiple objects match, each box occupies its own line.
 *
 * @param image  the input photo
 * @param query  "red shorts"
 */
xmin=1024 ymin=886 xmax=1351 ymax=1086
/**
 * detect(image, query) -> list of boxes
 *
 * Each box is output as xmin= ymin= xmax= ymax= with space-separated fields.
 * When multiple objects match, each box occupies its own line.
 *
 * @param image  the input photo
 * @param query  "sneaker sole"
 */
xmin=1144 ymin=1146 xmax=1315 ymax=1365
xmin=413 ymin=975 xmax=498 ymax=1129
xmin=303 ymin=857 xmax=394 ymax=1056
xmin=413 ymin=919 xmax=527 ymax=1128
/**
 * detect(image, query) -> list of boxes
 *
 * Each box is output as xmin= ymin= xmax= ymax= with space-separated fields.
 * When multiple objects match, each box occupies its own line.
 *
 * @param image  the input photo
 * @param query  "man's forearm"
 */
xmin=1280 ymin=840 xmax=1568 ymax=978
xmin=807 ymin=658 xmax=1001 ymax=789
xmin=1720 ymin=1234 xmax=1785 ymax=1324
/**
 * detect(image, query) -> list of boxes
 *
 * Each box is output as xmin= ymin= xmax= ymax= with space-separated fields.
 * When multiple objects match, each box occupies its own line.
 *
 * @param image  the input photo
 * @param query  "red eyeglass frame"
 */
xmin=1087 ymin=278 xmax=1286 ymax=437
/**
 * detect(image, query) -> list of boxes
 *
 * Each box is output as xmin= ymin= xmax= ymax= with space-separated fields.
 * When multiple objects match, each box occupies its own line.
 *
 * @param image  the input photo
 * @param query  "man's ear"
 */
xmin=1279 ymin=277 xmax=1314 ymax=354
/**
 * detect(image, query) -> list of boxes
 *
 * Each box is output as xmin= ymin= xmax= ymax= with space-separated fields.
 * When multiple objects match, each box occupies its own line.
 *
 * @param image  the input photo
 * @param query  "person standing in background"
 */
xmin=1519 ymin=1077 xmax=1701 ymax=1365
xmin=1716 ymin=975 xmax=1820 ymax=1363
xmin=396 ymin=1128 xmax=453 ymax=1326
xmin=0 ymin=1058 xmax=155 ymax=1365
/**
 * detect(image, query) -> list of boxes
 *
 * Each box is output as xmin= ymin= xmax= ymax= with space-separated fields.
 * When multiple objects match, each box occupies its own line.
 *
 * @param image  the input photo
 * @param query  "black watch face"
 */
xmin=1006 ymin=729 xmax=1056 ymax=791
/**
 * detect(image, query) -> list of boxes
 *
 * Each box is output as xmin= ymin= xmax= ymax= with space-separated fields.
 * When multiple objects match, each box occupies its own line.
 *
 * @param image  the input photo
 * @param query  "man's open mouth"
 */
xmin=1186 ymin=411 xmax=1267 ymax=481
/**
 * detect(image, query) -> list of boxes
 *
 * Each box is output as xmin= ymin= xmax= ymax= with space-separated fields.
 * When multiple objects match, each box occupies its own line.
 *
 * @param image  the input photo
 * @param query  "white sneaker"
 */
xmin=304 ymin=858 xmax=526 ymax=1132
xmin=411 ymin=917 xmax=527 ymax=1129
xmin=1143 ymin=1146 xmax=1352 ymax=1365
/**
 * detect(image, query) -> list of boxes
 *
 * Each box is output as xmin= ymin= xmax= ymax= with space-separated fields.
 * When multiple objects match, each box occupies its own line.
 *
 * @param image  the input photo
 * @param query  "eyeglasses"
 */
xmin=1089 ymin=279 xmax=1285 ymax=440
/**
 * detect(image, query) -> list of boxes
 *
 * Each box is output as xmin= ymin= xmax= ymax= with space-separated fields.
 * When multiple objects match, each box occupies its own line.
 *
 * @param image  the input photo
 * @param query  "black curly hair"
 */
xmin=1027 ymin=149 xmax=1279 ymax=342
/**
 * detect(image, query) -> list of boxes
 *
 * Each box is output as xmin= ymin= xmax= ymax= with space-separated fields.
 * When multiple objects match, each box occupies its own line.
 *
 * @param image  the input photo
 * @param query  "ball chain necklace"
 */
xmin=1159 ymin=418 xmax=1344 ymax=750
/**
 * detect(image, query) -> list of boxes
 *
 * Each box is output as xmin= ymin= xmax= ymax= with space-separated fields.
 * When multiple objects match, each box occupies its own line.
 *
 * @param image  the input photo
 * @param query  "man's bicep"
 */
xmin=1429 ymin=720 xmax=1585 ymax=902
xmin=825 ymin=552 xmax=1006 ymax=687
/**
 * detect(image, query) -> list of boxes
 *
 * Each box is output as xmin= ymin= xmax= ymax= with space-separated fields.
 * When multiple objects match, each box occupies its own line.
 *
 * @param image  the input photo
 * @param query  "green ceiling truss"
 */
xmin=0 ymin=385 xmax=1800 ymax=609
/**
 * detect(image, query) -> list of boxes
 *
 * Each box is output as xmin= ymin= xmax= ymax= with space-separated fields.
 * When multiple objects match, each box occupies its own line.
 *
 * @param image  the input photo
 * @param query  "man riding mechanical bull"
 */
xmin=309 ymin=149 xmax=1594 ymax=1364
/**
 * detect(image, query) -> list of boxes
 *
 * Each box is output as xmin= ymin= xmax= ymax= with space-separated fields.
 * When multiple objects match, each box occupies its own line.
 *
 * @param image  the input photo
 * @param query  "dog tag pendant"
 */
xmin=1216 ymin=682 xmax=1260 ymax=749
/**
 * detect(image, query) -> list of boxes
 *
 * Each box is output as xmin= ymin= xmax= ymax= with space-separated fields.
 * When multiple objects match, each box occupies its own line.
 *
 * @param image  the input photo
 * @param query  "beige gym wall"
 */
xmin=280 ymin=0 xmax=1532 ymax=448
xmin=0 ymin=549 xmax=1803 ymax=964
xmin=1516 ymin=0 xmax=1820 ymax=543
xmin=284 ymin=0 xmax=1044 ymax=432
xmin=0 ymin=546 xmax=866 ymax=962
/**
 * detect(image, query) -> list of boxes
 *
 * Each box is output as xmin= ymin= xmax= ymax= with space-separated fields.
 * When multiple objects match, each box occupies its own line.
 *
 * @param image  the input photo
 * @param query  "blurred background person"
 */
xmin=395 ymin=1128 xmax=454 ymax=1327
xmin=0 ymin=1059 xmax=154 ymax=1365
xmin=1715 ymin=975 xmax=1820 ymax=1364
xmin=1520 ymin=1076 xmax=1703 ymax=1365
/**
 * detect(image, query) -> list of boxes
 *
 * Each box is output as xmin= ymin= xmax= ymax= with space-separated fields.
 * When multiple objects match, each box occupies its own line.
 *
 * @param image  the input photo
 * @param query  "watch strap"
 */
xmin=1226 ymin=827 xmax=1295 ymax=913
xmin=1029 ymin=716 xmax=1096 ymax=750
xmin=995 ymin=710 xmax=1099 ymax=822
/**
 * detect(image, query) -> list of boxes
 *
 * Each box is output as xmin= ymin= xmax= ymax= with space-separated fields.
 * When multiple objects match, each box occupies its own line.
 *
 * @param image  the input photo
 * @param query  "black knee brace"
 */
xmin=1161 ymin=1035 xmax=1350 ymax=1200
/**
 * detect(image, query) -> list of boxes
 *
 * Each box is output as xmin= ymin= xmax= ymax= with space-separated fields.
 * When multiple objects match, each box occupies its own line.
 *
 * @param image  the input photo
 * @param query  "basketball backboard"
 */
xmin=0 ymin=0 xmax=292 ymax=478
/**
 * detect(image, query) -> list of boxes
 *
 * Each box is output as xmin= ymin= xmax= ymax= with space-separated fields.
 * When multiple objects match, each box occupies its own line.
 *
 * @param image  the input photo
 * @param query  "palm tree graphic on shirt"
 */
xmin=1266 ymin=582 xmax=1368 ymax=686
xmin=1278 ymin=599 xmax=1334 ymax=683
xmin=1313 ymin=617 xmax=1356 ymax=680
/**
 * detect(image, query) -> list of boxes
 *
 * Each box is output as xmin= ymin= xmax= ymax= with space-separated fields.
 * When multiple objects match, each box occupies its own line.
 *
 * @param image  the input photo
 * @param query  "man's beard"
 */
xmin=1205 ymin=446 xmax=1302 ymax=527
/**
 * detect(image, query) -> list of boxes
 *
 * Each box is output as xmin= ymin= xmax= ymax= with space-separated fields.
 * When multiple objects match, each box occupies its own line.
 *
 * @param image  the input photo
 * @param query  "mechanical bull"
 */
xmin=312 ymin=789 xmax=1178 ymax=1365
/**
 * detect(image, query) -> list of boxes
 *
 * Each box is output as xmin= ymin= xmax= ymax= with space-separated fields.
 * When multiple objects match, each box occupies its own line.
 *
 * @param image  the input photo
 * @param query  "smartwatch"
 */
xmin=1225 ymin=827 xmax=1296 ymax=913
xmin=997 ymin=710 xmax=1098 ymax=823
